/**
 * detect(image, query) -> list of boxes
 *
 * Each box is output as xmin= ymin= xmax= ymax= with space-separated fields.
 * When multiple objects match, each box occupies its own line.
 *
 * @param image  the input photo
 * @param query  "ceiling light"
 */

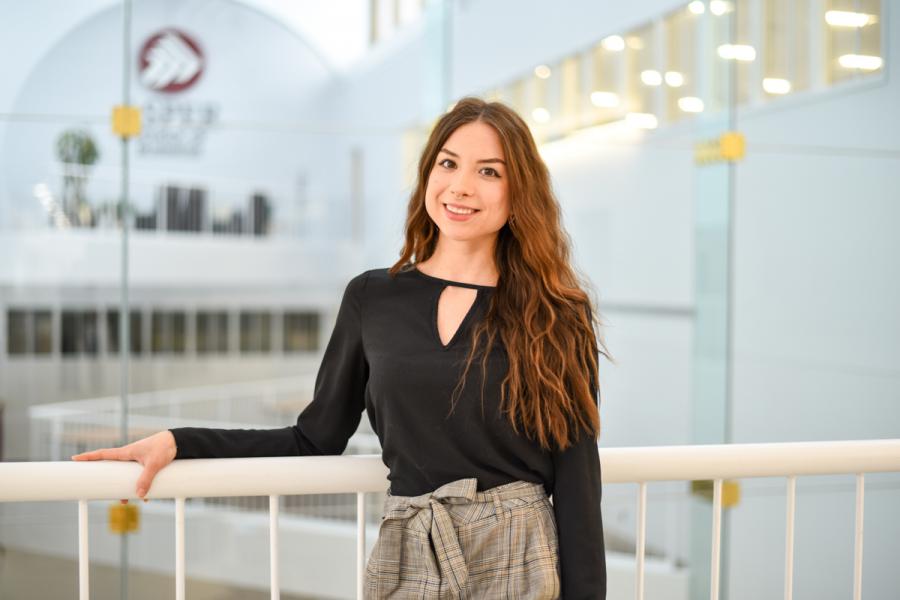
xmin=665 ymin=71 xmax=685 ymax=87
xmin=601 ymin=35 xmax=625 ymax=52
xmin=590 ymin=91 xmax=620 ymax=107
xmin=718 ymin=44 xmax=756 ymax=61
xmin=678 ymin=97 xmax=704 ymax=112
xmin=641 ymin=70 xmax=663 ymax=86
xmin=762 ymin=78 xmax=791 ymax=94
xmin=825 ymin=10 xmax=878 ymax=27
xmin=838 ymin=54 xmax=883 ymax=70
xmin=710 ymin=0 xmax=733 ymax=16
xmin=534 ymin=65 xmax=552 ymax=79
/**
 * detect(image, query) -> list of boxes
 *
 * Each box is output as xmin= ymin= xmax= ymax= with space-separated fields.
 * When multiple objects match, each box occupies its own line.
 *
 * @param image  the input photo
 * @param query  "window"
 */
xmin=624 ymin=23 xmax=657 ymax=116
xmin=151 ymin=311 xmax=186 ymax=354
xmin=106 ymin=309 xmax=143 ymax=354
xmin=763 ymin=0 xmax=811 ymax=98
xmin=284 ymin=311 xmax=320 ymax=353
xmin=825 ymin=0 xmax=882 ymax=84
xmin=664 ymin=5 xmax=701 ymax=121
xmin=240 ymin=311 xmax=272 ymax=353
xmin=197 ymin=310 xmax=230 ymax=354
xmin=590 ymin=36 xmax=625 ymax=125
xmin=62 ymin=310 xmax=98 ymax=355
xmin=505 ymin=78 xmax=528 ymax=120
xmin=528 ymin=67 xmax=552 ymax=142
xmin=34 ymin=311 xmax=52 ymax=354
xmin=559 ymin=55 xmax=582 ymax=134
xmin=7 ymin=310 xmax=28 ymax=355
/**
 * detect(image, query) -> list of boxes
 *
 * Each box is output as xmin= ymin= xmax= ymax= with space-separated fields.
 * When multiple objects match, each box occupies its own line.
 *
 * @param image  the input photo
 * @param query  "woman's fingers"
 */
xmin=135 ymin=461 xmax=163 ymax=499
xmin=71 ymin=446 xmax=130 ymax=461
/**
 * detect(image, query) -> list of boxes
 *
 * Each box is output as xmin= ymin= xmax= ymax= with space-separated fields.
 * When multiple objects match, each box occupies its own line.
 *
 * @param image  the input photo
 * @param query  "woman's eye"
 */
xmin=481 ymin=167 xmax=500 ymax=178
xmin=438 ymin=158 xmax=455 ymax=168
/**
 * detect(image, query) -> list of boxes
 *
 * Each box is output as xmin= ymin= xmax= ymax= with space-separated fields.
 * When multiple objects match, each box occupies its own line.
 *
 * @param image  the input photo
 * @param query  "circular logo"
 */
xmin=138 ymin=29 xmax=205 ymax=93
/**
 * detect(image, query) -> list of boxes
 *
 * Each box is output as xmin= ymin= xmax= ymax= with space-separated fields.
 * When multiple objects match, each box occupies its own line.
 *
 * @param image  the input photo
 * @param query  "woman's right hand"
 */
xmin=70 ymin=430 xmax=178 ymax=504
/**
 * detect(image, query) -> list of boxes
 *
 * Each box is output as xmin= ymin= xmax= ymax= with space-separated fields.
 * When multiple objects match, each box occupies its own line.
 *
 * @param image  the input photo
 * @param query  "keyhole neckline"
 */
xmin=433 ymin=285 xmax=482 ymax=350
xmin=411 ymin=265 xmax=498 ymax=290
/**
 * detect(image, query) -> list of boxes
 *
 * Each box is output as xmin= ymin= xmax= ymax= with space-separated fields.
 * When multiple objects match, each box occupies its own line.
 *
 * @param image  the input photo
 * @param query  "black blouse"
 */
xmin=170 ymin=266 xmax=606 ymax=599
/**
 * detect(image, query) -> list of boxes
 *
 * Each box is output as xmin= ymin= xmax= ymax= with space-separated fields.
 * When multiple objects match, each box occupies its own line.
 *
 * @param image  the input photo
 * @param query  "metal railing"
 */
xmin=1 ymin=439 xmax=898 ymax=600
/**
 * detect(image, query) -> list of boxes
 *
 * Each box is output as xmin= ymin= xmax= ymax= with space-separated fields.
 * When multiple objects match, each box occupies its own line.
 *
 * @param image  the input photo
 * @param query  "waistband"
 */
xmin=385 ymin=477 xmax=546 ymax=514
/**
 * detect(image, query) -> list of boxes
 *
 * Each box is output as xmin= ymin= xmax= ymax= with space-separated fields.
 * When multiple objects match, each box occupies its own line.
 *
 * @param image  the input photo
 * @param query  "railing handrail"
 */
xmin=2 ymin=439 xmax=899 ymax=503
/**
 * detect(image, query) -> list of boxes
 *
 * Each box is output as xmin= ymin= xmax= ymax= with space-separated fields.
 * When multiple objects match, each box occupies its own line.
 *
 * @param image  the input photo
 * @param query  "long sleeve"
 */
xmin=169 ymin=271 xmax=370 ymax=459
xmin=552 ymin=304 xmax=606 ymax=598
xmin=552 ymin=426 xmax=606 ymax=599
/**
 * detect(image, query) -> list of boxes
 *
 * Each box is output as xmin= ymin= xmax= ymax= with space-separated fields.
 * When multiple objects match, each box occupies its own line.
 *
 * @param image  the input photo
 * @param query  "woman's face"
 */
xmin=424 ymin=121 xmax=510 ymax=245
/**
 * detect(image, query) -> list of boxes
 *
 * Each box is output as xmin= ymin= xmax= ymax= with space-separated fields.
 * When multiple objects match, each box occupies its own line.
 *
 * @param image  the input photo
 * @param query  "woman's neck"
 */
xmin=417 ymin=237 xmax=499 ymax=287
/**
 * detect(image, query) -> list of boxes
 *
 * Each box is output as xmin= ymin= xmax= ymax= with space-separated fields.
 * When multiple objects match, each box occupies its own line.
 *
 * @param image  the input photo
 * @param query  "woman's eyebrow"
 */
xmin=439 ymin=147 xmax=506 ymax=165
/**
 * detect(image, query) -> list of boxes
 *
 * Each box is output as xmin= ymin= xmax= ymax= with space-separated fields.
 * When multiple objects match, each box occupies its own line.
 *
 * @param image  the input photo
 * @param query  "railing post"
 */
xmin=175 ymin=497 xmax=185 ymax=600
xmin=635 ymin=482 xmax=647 ymax=600
xmin=78 ymin=500 xmax=89 ymax=600
xmin=270 ymin=494 xmax=280 ymax=600
xmin=357 ymin=491 xmax=367 ymax=599
xmin=710 ymin=479 xmax=723 ymax=600
xmin=853 ymin=473 xmax=865 ymax=600
xmin=784 ymin=475 xmax=796 ymax=600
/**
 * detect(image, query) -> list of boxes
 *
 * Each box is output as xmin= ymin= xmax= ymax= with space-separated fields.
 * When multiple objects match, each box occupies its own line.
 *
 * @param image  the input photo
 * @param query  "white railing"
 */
xmin=1 ymin=439 xmax=899 ymax=600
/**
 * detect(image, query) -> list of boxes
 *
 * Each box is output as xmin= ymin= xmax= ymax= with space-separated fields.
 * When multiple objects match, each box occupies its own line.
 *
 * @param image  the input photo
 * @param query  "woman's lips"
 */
xmin=443 ymin=203 xmax=479 ymax=221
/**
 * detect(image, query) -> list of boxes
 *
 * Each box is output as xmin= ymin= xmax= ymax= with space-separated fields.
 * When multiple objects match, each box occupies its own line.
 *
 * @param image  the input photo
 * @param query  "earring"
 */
xmin=508 ymin=214 xmax=517 ymax=226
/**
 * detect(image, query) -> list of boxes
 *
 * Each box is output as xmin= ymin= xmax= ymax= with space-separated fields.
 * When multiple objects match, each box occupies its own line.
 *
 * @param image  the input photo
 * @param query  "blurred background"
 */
xmin=0 ymin=0 xmax=897 ymax=598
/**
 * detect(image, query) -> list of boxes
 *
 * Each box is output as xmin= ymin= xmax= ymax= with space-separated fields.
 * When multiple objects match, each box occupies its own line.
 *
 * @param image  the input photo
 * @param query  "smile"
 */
xmin=444 ymin=203 xmax=478 ymax=215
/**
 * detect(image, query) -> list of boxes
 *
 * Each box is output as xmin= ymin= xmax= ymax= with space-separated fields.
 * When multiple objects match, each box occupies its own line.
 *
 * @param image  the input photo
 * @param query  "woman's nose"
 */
xmin=449 ymin=172 xmax=474 ymax=198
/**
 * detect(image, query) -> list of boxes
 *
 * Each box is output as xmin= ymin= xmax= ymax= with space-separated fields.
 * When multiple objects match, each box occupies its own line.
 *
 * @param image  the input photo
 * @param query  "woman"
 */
xmin=73 ymin=97 xmax=611 ymax=599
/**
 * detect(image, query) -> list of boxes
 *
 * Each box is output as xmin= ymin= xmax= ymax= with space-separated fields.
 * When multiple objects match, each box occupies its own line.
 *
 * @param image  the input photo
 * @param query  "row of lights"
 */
xmin=524 ymin=5 xmax=882 ymax=129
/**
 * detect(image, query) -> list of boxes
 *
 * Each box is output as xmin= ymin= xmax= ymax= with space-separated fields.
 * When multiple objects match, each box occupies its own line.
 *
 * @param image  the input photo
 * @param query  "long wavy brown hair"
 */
xmin=389 ymin=97 xmax=613 ymax=452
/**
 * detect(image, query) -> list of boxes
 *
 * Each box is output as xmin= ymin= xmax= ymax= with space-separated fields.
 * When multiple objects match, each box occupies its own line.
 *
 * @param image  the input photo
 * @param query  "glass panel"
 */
xmin=151 ymin=311 xmax=184 ymax=354
xmin=665 ymin=5 xmax=701 ymax=122
xmin=763 ymin=0 xmax=811 ymax=98
xmin=528 ymin=67 xmax=552 ymax=143
xmin=825 ymin=0 xmax=883 ymax=84
xmin=7 ymin=310 xmax=28 ymax=355
xmin=624 ymin=23 xmax=657 ymax=116
xmin=559 ymin=55 xmax=582 ymax=135
xmin=589 ymin=36 xmax=626 ymax=124
xmin=240 ymin=311 xmax=272 ymax=353
xmin=197 ymin=310 xmax=230 ymax=354
xmin=151 ymin=311 xmax=169 ymax=354
xmin=33 ymin=310 xmax=53 ymax=355
xmin=61 ymin=310 xmax=98 ymax=356
xmin=106 ymin=309 xmax=142 ymax=354
xmin=733 ymin=0 xmax=754 ymax=105
xmin=284 ymin=311 xmax=320 ymax=353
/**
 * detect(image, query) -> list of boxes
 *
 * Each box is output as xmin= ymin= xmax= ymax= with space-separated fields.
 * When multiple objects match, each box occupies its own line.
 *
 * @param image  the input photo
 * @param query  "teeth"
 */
xmin=445 ymin=204 xmax=476 ymax=215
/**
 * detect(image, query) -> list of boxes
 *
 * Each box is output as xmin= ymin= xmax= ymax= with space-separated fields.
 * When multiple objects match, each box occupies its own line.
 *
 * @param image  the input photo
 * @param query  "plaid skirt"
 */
xmin=364 ymin=477 xmax=560 ymax=599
